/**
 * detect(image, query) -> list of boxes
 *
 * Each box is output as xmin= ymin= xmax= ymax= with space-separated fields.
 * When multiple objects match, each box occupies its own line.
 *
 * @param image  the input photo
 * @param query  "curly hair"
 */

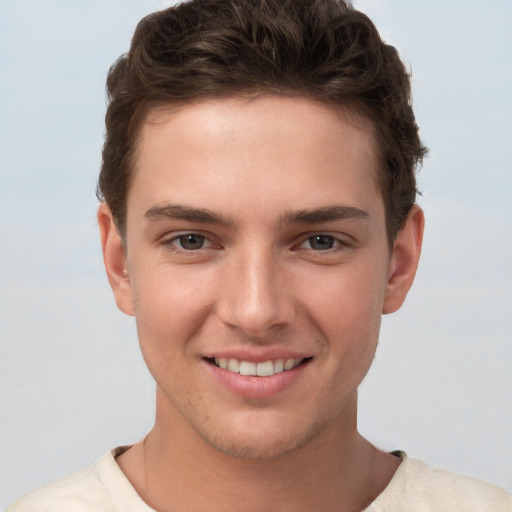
xmin=97 ymin=0 xmax=427 ymax=244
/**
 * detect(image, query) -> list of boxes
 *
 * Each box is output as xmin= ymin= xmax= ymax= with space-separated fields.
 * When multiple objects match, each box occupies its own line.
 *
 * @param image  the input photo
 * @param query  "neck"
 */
xmin=118 ymin=388 xmax=400 ymax=512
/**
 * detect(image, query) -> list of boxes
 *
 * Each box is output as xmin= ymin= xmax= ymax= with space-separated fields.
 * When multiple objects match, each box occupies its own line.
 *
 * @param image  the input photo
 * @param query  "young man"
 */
xmin=8 ymin=0 xmax=511 ymax=510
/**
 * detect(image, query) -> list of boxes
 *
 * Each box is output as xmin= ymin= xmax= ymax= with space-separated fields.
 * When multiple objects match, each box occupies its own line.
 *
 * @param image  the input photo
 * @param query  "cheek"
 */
xmin=130 ymin=263 xmax=218 ymax=353
xmin=301 ymin=259 xmax=386 ymax=326
xmin=298 ymin=258 xmax=387 ymax=369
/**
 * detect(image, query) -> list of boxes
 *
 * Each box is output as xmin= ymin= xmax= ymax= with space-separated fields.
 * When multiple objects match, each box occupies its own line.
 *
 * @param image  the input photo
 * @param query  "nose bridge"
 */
xmin=218 ymin=240 xmax=292 ymax=336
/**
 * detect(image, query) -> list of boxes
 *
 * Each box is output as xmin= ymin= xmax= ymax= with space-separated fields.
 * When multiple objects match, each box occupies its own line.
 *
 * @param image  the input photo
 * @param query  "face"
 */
xmin=99 ymin=95 xmax=422 ymax=459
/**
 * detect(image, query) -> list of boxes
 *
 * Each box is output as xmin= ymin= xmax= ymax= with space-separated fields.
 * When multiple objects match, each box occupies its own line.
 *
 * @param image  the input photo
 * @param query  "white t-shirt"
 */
xmin=7 ymin=447 xmax=512 ymax=511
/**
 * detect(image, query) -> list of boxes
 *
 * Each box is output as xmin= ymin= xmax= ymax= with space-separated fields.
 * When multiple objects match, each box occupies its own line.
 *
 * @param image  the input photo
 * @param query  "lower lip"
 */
xmin=205 ymin=360 xmax=309 ymax=399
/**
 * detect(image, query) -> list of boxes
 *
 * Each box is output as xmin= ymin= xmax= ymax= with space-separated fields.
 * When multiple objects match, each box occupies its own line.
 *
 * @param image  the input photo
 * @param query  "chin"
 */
xmin=205 ymin=435 xmax=311 ymax=460
xmin=197 ymin=417 xmax=327 ymax=460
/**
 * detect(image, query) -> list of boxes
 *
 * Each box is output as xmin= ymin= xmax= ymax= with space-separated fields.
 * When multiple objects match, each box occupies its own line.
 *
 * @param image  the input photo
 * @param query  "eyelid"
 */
xmin=158 ymin=230 xmax=352 ymax=251
xmin=295 ymin=232 xmax=351 ymax=251
xmin=160 ymin=231 xmax=220 ymax=250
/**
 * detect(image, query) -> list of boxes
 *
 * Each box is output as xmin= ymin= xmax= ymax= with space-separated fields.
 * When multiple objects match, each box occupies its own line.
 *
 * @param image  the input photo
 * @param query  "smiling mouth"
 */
xmin=206 ymin=357 xmax=312 ymax=377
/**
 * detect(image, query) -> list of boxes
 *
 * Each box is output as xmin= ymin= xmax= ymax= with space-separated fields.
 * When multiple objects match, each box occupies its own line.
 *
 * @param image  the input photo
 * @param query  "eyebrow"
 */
xmin=144 ymin=203 xmax=369 ymax=227
xmin=280 ymin=205 xmax=369 ymax=225
xmin=144 ymin=203 xmax=234 ymax=227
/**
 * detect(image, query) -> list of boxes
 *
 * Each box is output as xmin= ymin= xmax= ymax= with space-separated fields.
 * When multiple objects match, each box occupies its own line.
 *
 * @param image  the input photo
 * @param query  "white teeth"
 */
xmin=227 ymin=358 xmax=240 ymax=373
xmin=239 ymin=361 xmax=257 ymax=376
xmin=214 ymin=357 xmax=303 ymax=376
xmin=274 ymin=359 xmax=284 ymax=373
xmin=256 ymin=361 xmax=274 ymax=376
xmin=284 ymin=358 xmax=296 ymax=370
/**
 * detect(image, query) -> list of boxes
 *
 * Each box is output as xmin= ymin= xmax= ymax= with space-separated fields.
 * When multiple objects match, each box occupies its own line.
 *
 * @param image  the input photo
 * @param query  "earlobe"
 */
xmin=382 ymin=205 xmax=424 ymax=315
xmin=97 ymin=203 xmax=135 ymax=316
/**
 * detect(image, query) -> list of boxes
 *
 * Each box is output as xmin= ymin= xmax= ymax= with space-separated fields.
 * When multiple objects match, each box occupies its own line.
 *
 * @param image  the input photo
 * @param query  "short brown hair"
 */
xmin=97 ymin=0 xmax=427 ymax=243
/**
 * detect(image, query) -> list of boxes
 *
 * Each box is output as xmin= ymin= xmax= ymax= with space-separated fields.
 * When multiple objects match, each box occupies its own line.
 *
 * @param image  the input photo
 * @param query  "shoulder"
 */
xmin=403 ymin=457 xmax=511 ymax=509
xmin=7 ymin=464 xmax=109 ymax=512
xmin=6 ymin=449 xmax=129 ymax=512
xmin=369 ymin=455 xmax=512 ymax=511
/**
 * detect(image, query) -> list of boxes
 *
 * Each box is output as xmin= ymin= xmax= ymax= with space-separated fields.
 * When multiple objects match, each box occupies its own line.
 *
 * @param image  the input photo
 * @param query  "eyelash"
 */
xmin=162 ymin=232 xmax=216 ymax=252
xmin=297 ymin=234 xmax=348 ymax=252
xmin=160 ymin=232 xmax=350 ymax=253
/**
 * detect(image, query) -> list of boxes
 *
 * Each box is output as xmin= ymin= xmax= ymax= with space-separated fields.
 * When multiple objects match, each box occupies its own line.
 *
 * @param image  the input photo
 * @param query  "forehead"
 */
xmin=129 ymin=95 xmax=383 ymax=222
xmin=139 ymin=95 xmax=377 ymax=165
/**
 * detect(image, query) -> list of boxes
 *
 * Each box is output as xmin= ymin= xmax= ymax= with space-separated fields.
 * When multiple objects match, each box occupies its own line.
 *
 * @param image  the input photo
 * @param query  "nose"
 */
xmin=216 ymin=244 xmax=295 ymax=337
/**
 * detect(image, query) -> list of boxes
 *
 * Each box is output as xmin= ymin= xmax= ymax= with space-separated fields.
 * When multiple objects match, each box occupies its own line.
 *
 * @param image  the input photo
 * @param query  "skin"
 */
xmin=98 ymin=95 xmax=424 ymax=511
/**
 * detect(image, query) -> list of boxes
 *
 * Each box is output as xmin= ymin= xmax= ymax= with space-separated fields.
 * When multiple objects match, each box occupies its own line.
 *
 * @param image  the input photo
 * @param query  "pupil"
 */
xmin=180 ymin=234 xmax=204 ymax=250
xmin=311 ymin=235 xmax=334 ymax=250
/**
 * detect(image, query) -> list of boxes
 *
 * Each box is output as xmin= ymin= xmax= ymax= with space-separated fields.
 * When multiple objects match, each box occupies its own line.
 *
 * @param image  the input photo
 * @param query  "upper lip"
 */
xmin=202 ymin=348 xmax=313 ymax=363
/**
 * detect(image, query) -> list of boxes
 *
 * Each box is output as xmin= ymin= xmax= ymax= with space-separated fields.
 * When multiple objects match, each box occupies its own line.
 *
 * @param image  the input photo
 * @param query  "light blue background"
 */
xmin=1 ymin=0 xmax=511 ymax=507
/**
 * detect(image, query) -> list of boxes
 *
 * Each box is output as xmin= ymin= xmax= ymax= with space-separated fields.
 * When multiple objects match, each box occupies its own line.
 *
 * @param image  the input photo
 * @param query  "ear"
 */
xmin=97 ymin=203 xmax=134 ymax=316
xmin=382 ymin=205 xmax=424 ymax=314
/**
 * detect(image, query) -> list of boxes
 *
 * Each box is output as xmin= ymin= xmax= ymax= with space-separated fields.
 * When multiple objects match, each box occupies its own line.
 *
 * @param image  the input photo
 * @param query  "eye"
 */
xmin=302 ymin=234 xmax=339 ymax=251
xmin=167 ymin=233 xmax=212 ymax=251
